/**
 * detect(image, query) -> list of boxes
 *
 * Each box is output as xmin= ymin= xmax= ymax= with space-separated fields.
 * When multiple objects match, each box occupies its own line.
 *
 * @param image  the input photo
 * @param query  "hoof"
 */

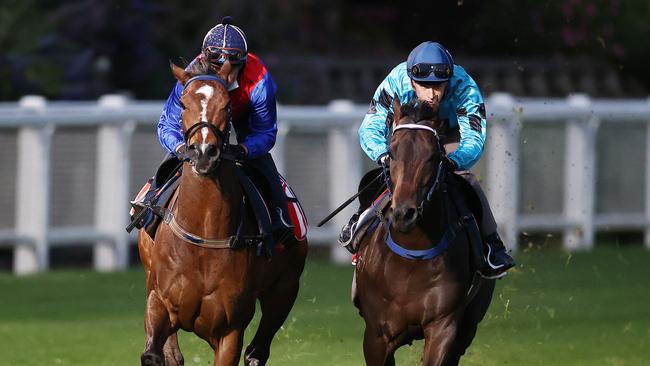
xmin=244 ymin=344 xmax=269 ymax=366
xmin=244 ymin=356 xmax=261 ymax=366
xmin=141 ymin=352 xmax=165 ymax=366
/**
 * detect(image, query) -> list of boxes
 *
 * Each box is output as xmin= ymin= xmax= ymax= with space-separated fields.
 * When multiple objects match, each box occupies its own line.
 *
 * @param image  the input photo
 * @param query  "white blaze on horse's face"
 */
xmin=195 ymin=85 xmax=215 ymax=153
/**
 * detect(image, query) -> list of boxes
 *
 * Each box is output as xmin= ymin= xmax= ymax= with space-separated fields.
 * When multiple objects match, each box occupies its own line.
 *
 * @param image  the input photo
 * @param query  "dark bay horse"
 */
xmin=138 ymin=60 xmax=308 ymax=366
xmin=354 ymin=98 xmax=495 ymax=365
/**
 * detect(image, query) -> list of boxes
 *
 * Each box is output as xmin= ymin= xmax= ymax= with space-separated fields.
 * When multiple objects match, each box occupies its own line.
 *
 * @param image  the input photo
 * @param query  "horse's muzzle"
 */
xmin=189 ymin=143 xmax=221 ymax=175
xmin=391 ymin=204 xmax=418 ymax=232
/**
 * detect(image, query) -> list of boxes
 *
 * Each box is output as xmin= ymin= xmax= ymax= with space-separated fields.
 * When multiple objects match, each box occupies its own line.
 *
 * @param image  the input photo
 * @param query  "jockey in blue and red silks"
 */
xmin=339 ymin=41 xmax=515 ymax=279
xmin=157 ymin=16 xmax=294 ymax=244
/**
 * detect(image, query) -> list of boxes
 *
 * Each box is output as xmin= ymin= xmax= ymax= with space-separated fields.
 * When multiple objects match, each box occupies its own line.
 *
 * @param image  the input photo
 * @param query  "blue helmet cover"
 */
xmin=406 ymin=41 xmax=454 ymax=83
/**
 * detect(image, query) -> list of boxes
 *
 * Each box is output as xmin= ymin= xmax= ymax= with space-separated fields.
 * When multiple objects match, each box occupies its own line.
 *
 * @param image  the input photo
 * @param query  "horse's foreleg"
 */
xmin=245 ymin=276 xmax=300 ymax=366
xmin=245 ymin=242 xmax=307 ymax=366
xmin=363 ymin=326 xmax=392 ymax=366
xmin=212 ymin=329 xmax=245 ymax=366
xmin=141 ymin=291 xmax=172 ymax=366
xmin=422 ymin=317 xmax=458 ymax=366
xmin=163 ymin=332 xmax=184 ymax=366
xmin=444 ymin=280 xmax=496 ymax=366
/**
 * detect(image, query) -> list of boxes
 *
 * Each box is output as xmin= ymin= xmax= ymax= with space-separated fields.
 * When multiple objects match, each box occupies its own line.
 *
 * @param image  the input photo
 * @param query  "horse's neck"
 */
xmin=174 ymin=163 xmax=243 ymax=238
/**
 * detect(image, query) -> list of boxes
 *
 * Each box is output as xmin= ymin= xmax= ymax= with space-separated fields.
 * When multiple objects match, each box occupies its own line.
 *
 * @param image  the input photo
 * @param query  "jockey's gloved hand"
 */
xmin=377 ymin=152 xmax=390 ymax=169
xmin=228 ymin=144 xmax=247 ymax=161
xmin=175 ymin=143 xmax=190 ymax=161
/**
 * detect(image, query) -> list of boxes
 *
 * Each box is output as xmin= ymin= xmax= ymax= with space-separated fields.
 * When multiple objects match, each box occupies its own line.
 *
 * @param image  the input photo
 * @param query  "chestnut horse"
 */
xmin=137 ymin=60 xmax=308 ymax=366
xmin=354 ymin=99 xmax=495 ymax=365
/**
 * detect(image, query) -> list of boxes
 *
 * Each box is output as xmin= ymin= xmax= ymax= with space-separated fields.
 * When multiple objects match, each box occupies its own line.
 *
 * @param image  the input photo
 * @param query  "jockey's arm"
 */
xmin=157 ymin=82 xmax=185 ymax=155
xmin=447 ymin=85 xmax=487 ymax=171
xmin=359 ymin=74 xmax=401 ymax=163
xmin=241 ymin=73 xmax=278 ymax=159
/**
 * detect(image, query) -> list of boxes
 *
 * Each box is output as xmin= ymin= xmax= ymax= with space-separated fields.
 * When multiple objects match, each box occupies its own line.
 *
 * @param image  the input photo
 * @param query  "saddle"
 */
xmin=127 ymin=158 xmax=307 ymax=252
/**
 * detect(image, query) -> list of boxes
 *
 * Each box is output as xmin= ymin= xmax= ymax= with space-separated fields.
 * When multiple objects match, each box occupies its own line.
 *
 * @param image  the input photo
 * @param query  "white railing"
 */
xmin=0 ymin=94 xmax=649 ymax=275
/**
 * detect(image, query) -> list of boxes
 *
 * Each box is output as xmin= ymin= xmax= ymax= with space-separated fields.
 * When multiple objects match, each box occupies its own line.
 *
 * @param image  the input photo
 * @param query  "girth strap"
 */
xmin=163 ymin=210 xmax=263 ymax=249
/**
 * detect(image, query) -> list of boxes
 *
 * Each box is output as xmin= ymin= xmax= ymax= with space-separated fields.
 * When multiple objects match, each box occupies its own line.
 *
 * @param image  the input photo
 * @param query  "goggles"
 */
xmin=410 ymin=63 xmax=452 ymax=80
xmin=204 ymin=47 xmax=247 ymax=65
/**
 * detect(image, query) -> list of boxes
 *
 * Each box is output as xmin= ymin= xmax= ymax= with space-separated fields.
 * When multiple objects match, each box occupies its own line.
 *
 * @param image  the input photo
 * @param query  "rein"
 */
xmin=161 ymin=74 xmax=265 ymax=250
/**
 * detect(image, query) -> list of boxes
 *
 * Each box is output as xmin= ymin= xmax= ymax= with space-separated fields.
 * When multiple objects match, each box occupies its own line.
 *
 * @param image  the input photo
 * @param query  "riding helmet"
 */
xmin=406 ymin=41 xmax=454 ymax=83
xmin=202 ymin=16 xmax=248 ymax=64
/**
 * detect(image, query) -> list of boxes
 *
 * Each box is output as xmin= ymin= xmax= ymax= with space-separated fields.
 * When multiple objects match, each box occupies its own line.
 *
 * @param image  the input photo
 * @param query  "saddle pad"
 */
xmin=234 ymin=172 xmax=307 ymax=242
xmin=280 ymin=175 xmax=308 ymax=241
xmin=129 ymin=180 xmax=152 ymax=216
xmin=350 ymin=189 xmax=391 ymax=251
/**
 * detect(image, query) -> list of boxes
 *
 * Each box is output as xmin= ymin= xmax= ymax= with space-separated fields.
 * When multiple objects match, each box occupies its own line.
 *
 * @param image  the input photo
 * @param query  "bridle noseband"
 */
xmin=181 ymin=75 xmax=234 ymax=165
xmin=391 ymin=123 xmax=449 ymax=214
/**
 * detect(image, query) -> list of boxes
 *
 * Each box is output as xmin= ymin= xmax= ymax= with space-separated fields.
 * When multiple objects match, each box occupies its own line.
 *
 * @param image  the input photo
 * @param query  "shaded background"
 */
xmin=1 ymin=0 xmax=649 ymax=102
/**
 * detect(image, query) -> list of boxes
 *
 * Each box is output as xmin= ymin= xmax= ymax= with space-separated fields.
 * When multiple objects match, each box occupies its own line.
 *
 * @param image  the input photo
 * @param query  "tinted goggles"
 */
xmin=204 ymin=47 xmax=247 ymax=64
xmin=410 ymin=63 xmax=452 ymax=79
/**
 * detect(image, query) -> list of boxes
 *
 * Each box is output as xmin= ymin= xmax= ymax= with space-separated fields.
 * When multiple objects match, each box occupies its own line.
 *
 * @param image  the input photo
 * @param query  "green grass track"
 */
xmin=1 ymin=246 xmax=649 ymax=365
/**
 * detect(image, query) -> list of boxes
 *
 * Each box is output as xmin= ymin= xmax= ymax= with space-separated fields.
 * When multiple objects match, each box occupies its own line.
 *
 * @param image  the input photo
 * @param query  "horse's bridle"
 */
xmin=390 ymin=123 xmax=450 ymax=215
xmin=180 ymin=75 xmax=234 ymax=165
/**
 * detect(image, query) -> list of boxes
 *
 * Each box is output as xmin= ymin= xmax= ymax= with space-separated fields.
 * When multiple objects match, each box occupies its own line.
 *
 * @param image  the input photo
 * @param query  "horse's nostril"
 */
xmin=394 ymin=206 xmax=417 ymax=223
xmin=403 ymin=208 xmax=417 ymax=222
xmin=205 ymin=144 xmax=218 ymax=155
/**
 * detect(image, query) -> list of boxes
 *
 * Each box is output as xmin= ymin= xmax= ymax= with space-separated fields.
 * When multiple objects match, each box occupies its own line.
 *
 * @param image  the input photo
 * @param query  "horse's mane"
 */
xmin=186 ymin=57 xmax=214 ymax=77
xmin=399 ymin=101 xmax=447 ymax=135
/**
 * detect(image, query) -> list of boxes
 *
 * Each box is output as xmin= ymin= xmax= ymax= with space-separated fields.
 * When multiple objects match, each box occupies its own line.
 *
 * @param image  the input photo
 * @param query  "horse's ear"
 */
xmin=217 ymin=60 xmax=232 ymax=80
xmin=391 ymin=95 xmax=402 ymax=127
xmin=170 ymin=61 xmax=190 ymax=85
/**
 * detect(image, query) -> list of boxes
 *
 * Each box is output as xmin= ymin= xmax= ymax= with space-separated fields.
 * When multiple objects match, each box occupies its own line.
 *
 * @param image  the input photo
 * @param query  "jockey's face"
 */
xmin=411 ymin=80 xmax=448 ymax=113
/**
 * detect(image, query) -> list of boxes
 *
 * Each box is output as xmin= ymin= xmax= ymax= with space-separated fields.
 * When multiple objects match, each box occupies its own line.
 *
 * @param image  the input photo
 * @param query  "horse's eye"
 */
xmin=179 ymin=102 xmax=186 ymax=110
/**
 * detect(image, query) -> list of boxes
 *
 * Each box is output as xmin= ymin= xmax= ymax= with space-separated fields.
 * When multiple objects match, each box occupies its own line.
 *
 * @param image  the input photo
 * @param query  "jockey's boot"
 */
xmin=479 ymin=233 xmax=516 ymax=279
xmin=338 ymin=211 xmax=361 ymax=253
xmin=271 ymin=208 xmax=297 ymax=246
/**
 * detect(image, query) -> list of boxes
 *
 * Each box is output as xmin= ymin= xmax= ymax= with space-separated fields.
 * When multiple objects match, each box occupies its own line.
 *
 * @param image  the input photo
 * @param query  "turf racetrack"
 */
xmin=1 ymin=246 xmax=649 ymax=365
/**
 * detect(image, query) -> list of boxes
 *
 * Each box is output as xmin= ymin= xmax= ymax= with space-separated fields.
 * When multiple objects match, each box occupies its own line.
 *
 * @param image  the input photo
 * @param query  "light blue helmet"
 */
xmin=202 ymin=16 xmax=248 ymax=64
xmin=406 ymin=41 xmax=454 ymax=83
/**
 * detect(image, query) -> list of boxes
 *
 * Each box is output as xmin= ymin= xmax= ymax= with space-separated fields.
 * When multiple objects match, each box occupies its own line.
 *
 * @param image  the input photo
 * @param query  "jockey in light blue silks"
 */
xmin=136 ymin=17 xmax=294 ymax=244
xmin=340 ymin=41 xmax=515 ymax=279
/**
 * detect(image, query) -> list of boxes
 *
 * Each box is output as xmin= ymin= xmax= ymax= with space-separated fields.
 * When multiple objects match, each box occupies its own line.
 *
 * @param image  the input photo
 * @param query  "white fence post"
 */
xmin=327 ymin=100 xmax=361 ymax=263
xmin=14 ymin=96 xmax=53 ymax=275
xmin=93 ymin=95 xmax=134 ymax=271
xmin=563 ymin=94 xmax=598 ymax=250
xmin=486 ymin=93 xmax=520 ymax=252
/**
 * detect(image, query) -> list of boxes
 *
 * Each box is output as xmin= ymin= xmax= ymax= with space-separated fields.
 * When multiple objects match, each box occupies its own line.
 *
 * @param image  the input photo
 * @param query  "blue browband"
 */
xmin=385 ymin=220 xmax=456 ymax=260
xmin=183 ymin=75 xmax=227 ymax=90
